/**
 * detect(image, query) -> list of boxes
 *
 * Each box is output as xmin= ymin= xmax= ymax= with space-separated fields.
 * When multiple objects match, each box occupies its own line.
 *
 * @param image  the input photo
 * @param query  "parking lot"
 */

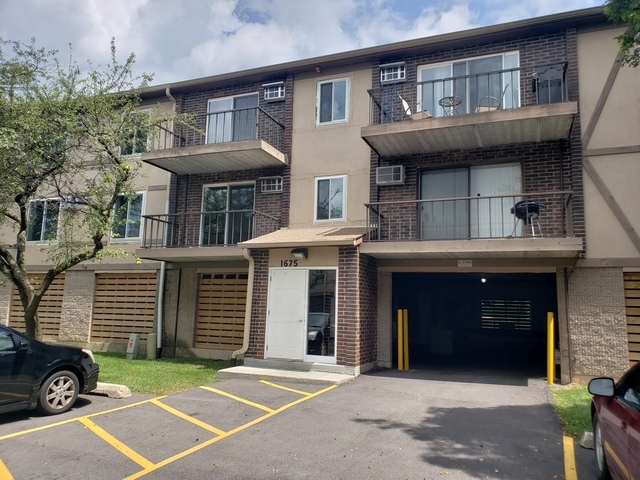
xmin=0 ymin=369 xmax=597 ymax=479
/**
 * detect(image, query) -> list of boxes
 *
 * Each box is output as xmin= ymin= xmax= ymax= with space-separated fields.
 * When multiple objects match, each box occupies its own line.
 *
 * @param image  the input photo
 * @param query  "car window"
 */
xmin=620 ymin=365 xmax=640 ymax=410
xmin=0 ymin=332 xmax=16 ymax=352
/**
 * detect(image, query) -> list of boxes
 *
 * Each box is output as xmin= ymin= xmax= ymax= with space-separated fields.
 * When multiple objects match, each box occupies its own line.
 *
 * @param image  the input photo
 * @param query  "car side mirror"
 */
xmin=18 ymin=341 xmax=29 ymax=352
xmin=588 ymin=377 xmax=615 ymax=397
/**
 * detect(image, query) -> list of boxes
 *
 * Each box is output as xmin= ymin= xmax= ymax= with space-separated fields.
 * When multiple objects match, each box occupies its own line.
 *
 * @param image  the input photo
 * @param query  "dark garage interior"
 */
xmin=392 ymin=272 xmax=558 ymax=374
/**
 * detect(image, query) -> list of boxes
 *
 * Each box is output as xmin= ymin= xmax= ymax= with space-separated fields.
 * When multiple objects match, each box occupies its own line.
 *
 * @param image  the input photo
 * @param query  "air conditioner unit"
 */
xmin=376 ymin=165 xmax=405 ymax=185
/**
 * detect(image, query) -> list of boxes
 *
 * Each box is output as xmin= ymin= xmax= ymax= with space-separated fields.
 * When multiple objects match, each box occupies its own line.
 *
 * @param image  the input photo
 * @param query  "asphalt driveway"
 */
xmin=0 ymin=368 xmax=596 ymax=479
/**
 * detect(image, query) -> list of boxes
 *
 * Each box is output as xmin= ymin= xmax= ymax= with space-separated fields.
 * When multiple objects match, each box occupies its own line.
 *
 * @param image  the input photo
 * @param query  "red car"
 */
xmin=589 ymin=362 xmax=640 ymax=480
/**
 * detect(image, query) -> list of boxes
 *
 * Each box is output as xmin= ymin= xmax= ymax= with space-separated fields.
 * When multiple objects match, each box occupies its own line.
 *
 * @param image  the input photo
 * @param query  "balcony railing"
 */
xmin=149 ymin=107 xmax=285 ymax=153
xmin=368 ymin=63 xmax=567 ymax=125
xmin=141 ymin=210 xmax=280 ymax=249
xmin=365 ymin=191 xmax=573 ymax=242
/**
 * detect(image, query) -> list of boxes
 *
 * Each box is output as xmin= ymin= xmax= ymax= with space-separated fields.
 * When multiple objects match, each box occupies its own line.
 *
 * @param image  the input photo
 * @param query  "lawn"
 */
xmin=94 ymin=352 xmax=232 ymax=395
xmin=550 ymin=384 xmax=592 ymax=438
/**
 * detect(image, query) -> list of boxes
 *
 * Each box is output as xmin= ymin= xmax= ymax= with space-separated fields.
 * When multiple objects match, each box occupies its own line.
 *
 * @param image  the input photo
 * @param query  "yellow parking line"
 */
xmin=199 ymin=386 xmax=275 ymax=413
xmin=0 ymin=460 xmax=14 ymax=480
xmin=563 ymin=436 xmax=577 ymax=480
xmin=78 ymin=417 xmax=154 ymax=470
xmin=0 ymin=396 xmax=166 ymax=442
xmin=126 ymin=383 xmax=338 ymax=480
xmin=151 ymin=399 xmax=227 ymax=436
xmin=259 ymin=380 xmax=312 ymax=396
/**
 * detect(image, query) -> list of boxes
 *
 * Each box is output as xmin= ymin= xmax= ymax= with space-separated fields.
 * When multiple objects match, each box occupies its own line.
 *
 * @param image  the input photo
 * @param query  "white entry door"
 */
xmin=266 ymin=269 xmax=307 ymax=360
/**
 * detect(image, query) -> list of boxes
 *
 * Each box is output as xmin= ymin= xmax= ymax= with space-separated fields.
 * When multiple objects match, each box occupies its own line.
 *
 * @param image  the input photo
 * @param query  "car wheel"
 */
xmin=593 ymin=413 xmax=611 ymax=480
xmin=37 ymin=370 xmax=79 ymax=415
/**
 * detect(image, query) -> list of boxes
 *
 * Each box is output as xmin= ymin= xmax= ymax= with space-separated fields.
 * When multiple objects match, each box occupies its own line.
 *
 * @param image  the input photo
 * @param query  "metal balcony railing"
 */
xmin=148 ymin=107 xmax=285 ymax=153
xmin=140 ymin=210 xmax=280 ymax=249
xmin=368 ymin=62 xmax=568 ymax=125
xmin=365 ymin=191 xmax=574 ymax=242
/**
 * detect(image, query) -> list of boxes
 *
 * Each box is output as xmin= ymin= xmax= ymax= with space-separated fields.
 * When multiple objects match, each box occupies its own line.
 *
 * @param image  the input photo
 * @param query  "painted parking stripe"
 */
xmin=0 ymin=396 xmax=166 ymax=442
xmin=0 ymin=460 xmax=14 ymax=480
xmin=151 ymin=399 xmax=227 ymax=436
xmin=259 ymin=380 xmax=312 ymax=396
xmin=199 ymin=386 xmax=275 ymax=413
xmin=78 ymin=417 xmax=154 ymax=470
xmin=563 ymin=436 xmax=577 ymax=480
xmin=125 ymin=383 xmax=338 ymax=480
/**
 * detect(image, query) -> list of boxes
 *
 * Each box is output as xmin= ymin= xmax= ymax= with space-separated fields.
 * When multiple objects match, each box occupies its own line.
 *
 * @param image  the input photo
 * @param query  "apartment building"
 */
xmin=4 ymin=7 xmax=637 ymax=383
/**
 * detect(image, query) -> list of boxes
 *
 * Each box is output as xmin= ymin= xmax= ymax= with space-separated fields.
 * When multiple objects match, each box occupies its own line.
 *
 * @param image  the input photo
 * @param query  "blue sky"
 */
xmin=0 ymin=0 xmax=602 ymax=85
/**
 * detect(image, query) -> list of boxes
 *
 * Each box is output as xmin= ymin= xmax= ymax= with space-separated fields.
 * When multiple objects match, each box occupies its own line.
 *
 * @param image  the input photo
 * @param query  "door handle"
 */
xmin=297 ymin=319 xmax=303 ymax=323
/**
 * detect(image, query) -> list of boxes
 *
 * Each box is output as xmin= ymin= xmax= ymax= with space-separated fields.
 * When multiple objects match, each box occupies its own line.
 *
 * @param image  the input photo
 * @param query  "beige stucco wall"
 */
xmin=289 ymin=64 xmax=372 ymax=228
xmin=578 ymin=26 xmax=640 ymax=260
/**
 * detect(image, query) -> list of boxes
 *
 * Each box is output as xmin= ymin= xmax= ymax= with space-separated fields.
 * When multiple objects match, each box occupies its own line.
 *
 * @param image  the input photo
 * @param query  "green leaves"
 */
xmin=605 ymin=0 xmax=640 ymax=67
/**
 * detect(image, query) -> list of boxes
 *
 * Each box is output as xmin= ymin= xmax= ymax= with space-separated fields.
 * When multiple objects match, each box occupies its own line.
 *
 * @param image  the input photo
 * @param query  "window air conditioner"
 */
xmin=376 ymin=165 xmax=405 ymax=185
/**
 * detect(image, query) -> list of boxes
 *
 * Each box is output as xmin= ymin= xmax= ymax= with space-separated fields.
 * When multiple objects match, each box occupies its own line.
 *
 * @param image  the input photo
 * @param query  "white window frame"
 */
xmin=314 ymin=175 xmax=347 ymax=222
xmin=316 ymin=78 xmax=350 ymax=126
xmin=263 ymin=82 xmax=285 ymax=101
xmin=380 ymin=63 xmax=406 ymax=84
xmin=26 ymin=198 xmax=61 ymax=243
xmin=205 ymin=92 xmax=259 ymax=145
xmin=417 ymin=51 xmax=520 ymax=116
xmin=111 ymin=191 xmax=145 ymax=241
xmin=119 ymin=109 xmax=151 ymax=157
xmin=201 ymin=182 xmax=256 ymax=246
xmin=260 ymin=176 xmax=283 ymax=193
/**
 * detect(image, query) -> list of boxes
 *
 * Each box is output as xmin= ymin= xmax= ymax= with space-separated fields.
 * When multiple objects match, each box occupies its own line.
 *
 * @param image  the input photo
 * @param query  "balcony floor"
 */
xmin=359 ymin=237 xmax=583 ymax=261
xmin=141 ymin=139 xmax=287 ymax=175
xmin=361 ymin=102 xmax=578 ymax=157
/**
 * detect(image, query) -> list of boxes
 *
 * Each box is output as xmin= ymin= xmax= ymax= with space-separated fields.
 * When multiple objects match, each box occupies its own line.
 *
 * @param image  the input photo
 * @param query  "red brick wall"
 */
xmin=337 ymin=247 xmax=378 ymax=367
xmin=246 ymin=249 xmax=269 ymax=359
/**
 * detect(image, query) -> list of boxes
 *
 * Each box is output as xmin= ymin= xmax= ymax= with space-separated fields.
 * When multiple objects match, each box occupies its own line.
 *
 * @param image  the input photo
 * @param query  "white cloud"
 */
xmin=0 ymin=0 xmax=603 ymax=85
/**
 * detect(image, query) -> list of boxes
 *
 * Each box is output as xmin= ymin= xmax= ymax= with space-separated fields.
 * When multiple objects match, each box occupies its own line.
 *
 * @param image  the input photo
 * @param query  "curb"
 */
xmin=93 ymin=382 xmax=132 ymax=399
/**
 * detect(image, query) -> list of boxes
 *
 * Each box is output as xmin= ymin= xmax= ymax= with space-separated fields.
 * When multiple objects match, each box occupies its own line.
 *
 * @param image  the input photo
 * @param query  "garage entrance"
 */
xmin=392 ymin=273 xmax=557 ymax=373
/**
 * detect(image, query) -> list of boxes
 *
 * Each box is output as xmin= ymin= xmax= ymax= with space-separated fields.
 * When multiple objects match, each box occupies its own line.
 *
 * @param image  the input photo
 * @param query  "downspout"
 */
xmin=232 ymin=248 xmax=255 ymax=366
xmin=155 ymin=86 xmax=177 ymax=358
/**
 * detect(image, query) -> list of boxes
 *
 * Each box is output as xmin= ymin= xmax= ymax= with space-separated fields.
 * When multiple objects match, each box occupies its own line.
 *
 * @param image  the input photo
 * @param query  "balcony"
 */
xmin=361 ymin=63 xmax=577 ymax=157
xmin=141 ymin=107 xmax=287 ymax=175
xmin=137 ymin=210 xmax=280 ymax=262
xmin=360 ymin=191 xmax=583 ymax=260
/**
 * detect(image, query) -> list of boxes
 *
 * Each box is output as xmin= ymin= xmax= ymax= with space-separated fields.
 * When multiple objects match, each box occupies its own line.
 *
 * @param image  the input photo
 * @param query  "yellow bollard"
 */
xmin=547 ymin=312 xmax=555 ymax=385
xmin=403 ymin=309 xmax=409 ymax=371
xmin=397 ymin=309 xmax=404 ymax=370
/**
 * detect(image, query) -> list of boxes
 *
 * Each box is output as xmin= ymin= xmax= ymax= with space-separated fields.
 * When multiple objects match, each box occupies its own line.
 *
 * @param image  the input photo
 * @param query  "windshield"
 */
xmin=308 ymin=313 xmax=328 ymax=328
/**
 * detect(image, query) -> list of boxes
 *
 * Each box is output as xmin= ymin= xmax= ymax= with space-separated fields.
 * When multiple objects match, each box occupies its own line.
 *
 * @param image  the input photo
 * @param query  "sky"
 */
xmin=0 ymin=0 xmax=603 ymax=86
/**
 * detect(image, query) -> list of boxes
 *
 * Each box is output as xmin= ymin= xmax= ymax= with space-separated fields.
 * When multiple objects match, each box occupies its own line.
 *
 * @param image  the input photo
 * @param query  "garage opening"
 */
xmin=392 ymin=273 xmax=557 ymax=374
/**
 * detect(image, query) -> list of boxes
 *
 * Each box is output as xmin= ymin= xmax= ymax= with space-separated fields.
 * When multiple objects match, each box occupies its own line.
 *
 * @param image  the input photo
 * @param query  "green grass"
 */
xmin=93 ymin=352 xmax=232 ymax=395
xmin=550 ymin=384 xmax=593 ymax=438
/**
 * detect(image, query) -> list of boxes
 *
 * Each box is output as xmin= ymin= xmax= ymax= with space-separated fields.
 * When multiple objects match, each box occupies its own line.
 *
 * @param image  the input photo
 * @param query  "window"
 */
xmin=263 ymin=82 xmax=285 ymax=101
xmin=202 ymin=184 xmax=255 ymax=245
xmin=120 ymin=110 xmax=150 ymax=156
xmin=207 ymin=93 xmax=258 ymax=144
xmin=315 ymin=175 xmax=346 ymax=222
xmin=420 ymin=163 xmax=522 ymax=239
xmin=260 ymin=176 xmax=283 ymax=193
xmin=418 ymin=52 xmax=519 ymax=117
xmin=317 ymin=78 xmax=349 ymax=125
xmin=27 ymin=199 xmax=60 ymax=242
xmin=380 ymin=63 xmax=406 ymax=83
xmin=112 ymin=193 xmax=144 ymax=240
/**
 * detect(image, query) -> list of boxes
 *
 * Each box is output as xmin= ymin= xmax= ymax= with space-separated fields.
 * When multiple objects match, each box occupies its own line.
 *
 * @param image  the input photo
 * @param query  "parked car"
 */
xmin=307 ymin=313 xmax=331 ymax=355
xmin=0 ymin=325 xmax=99 ymax=415
xmin=589 ymin=362 xmax=640 ymax=480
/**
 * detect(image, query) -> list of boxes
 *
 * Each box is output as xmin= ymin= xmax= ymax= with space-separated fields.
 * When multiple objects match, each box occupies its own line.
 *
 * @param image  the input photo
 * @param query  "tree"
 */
xmin=0 ymin=38 xmax=187 ymax=339
xmin=605 ymin=0 xmax=640 ymax=66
